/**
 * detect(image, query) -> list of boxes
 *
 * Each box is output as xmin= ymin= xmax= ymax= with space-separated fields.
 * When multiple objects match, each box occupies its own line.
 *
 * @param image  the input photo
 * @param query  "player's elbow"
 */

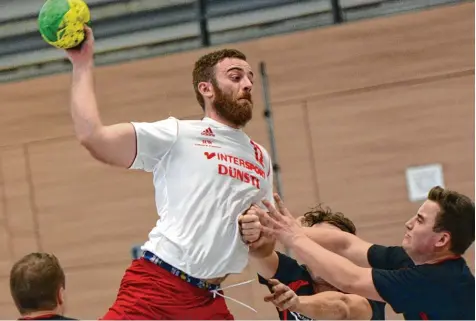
xmin=77 ymin=127 xmax=99 ymax=149
xmin=334 ymin=232 xmax=355 ymax=256
xmin=78 ymin=134 xmax=94 ymax=150
xmin=83 ymin=143 xmax=106 ymax=164
xmin=342 ymin=295 xmax=372 ymax=320
xmin=78 ymin=125 xmax=136 ymax=168
xmin=77 ymin=131 xmax=112 ymax=164
xmin=326 ymin=300 xmax=351 ymax=320
xmin=79 ymin=134 xmax=101 ymax=158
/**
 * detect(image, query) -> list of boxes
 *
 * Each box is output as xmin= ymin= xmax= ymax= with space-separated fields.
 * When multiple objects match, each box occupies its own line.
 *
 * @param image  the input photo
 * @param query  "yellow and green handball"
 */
xmin=38 ymin=0 xmax=91 ymax=49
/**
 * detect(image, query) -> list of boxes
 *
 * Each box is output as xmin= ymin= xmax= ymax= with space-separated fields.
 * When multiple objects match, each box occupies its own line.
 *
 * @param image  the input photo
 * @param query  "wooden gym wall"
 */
xmin=0 ymin=2 xmax=473 ymax=319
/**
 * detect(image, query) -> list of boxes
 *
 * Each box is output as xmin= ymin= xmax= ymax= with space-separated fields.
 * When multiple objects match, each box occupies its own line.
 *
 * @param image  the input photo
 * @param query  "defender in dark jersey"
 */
xmin=253 ymin=186 xmax=475 ymax=320
xmin=258 ymin=252 xmax=386 ymax=320
xmin=10 ymin=253 xmax=77 ymax=320
xmin=241 ymin=205 xmax=385 ymax=320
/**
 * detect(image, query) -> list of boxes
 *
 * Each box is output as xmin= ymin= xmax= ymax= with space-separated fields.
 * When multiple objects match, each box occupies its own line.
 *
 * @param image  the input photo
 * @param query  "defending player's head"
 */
xmin=298 ymin=204 xmax=357 ymax=235
xmin=403 ymin=185 xmax=475 ymax=263
xmin=10 ymin=252 xmax=66 ymax=317
xmin=297 ymin=204 xmax=357 ymax=292
xmin=193 ymin=49 xmax=254 ymax=128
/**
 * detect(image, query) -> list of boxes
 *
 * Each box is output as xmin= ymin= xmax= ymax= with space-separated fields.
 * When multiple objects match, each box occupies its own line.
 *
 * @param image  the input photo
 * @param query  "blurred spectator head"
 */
xmin=10 ymin=252 xmax=66 ymax=316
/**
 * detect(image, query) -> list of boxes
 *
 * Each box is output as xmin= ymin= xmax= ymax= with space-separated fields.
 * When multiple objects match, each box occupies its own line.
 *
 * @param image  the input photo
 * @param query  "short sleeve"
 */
xmin=129 ymin=117 xmax=178 ymax=172
xmin=273 ymin=251 xmax=304 ymax=283
xmin=367 ymin=299 xmax=386 ymax=320
xmin=372 ymin=267 xmax=426 ymax=313
xmin=258 ymin=251 xmax=303 ymax=285
xmin=367 ymin=244 xmax=412 ymax=270
xmin=257 ymin=274 xmax=269 ymax=285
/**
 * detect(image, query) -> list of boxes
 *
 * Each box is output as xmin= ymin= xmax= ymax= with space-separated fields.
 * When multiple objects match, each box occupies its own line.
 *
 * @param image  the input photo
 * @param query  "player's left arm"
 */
xmin=290 ymin=235 xmax=384 ymax=301
xmin=297 ymin=293 xmax=373 ymax=320
xmin=290 ymin=235 xmax=428 ymax=311
xmin=267 ymin=279 xmax=373 ymax=320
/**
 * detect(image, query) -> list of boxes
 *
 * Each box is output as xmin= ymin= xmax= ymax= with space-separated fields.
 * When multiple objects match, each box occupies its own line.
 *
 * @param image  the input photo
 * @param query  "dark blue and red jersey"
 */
xmin=368 ymin=245 xmax=475 ymax=320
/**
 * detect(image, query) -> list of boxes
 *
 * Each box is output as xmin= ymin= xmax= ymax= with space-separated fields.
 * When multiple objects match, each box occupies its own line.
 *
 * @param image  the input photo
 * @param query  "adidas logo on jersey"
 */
xmin=201 ymin=127 xmax=215 ymax=137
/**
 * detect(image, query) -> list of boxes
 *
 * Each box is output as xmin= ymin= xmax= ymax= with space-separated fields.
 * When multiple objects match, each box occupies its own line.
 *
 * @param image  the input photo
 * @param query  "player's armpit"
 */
xmin=80 ymin=123 xmax=137 ymax=168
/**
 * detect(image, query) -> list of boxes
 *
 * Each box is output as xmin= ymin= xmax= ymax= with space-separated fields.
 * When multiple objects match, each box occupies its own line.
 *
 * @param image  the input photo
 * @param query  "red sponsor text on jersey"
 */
xmin=203 ymin=152 xmax=265 ymax=189
xmin=204 ymin=152 xmax=266 ymax=178
xmin=218 ymin=164 xmax=261 ymax=189
xmin=217 ymin=153 xmax=265 ymax=178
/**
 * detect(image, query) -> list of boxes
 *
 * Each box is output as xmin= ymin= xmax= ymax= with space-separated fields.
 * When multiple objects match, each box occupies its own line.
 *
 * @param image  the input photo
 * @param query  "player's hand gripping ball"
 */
xmin=38 ymin=0 xmax=91 ymax=49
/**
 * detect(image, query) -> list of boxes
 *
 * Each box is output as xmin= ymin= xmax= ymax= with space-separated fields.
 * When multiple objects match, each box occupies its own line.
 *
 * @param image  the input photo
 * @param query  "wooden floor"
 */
xmin=0 ymin=2 xmax=474 ymax=319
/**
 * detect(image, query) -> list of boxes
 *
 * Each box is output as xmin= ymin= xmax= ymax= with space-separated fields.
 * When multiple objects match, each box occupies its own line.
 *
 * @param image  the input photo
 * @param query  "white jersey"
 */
xmin=129 ymin=116 xmax=273 ymax=279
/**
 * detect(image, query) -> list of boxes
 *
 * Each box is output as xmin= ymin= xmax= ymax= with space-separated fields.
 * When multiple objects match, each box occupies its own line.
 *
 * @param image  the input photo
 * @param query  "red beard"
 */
xmin=212 ymin=82 xmax=253 ymax=127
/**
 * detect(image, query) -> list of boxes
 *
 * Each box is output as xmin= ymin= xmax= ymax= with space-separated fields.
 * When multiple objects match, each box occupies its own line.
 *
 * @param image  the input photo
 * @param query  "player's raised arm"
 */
xmin=70 ymin=65 xmax=135 ymax=167
xmin=68 ymin=27 xmax=177 ymax=169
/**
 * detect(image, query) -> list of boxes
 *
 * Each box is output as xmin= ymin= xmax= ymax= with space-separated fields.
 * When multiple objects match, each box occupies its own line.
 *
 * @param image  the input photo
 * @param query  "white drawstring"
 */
xmin=210 ymin=279 xmax=257 ymax=313
xmin=290 ymin=311 xmax=302 ymax=320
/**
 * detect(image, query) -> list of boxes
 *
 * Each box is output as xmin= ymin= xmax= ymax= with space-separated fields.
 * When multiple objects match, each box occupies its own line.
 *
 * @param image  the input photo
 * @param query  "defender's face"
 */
xmin=402 ymin=200 xmax=448 ymax=261
xmin=296 ymin=218 xmax=349 ymax=293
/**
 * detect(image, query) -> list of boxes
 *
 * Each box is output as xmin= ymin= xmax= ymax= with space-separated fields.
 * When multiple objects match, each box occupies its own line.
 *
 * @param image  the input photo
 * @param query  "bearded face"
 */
xmin=211 ymin=79 xmax=253 ymax=127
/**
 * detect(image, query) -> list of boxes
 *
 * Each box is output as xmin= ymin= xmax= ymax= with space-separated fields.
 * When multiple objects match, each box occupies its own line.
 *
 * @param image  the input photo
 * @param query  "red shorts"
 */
xmin=101 ymin=258 xmax=234 ymax=320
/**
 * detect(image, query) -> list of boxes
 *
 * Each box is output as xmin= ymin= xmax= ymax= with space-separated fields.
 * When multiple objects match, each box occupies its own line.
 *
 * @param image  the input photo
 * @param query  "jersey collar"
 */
xmin=19 ymin=314 xmax=58 ymax=320
xmin=202 ymin=117 xmax=242 ymax=131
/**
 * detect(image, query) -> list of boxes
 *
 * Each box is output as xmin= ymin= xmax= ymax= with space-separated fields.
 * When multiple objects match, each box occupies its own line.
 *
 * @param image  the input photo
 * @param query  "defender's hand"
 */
xmin=264 ymin=279 xmax=300 ymax=311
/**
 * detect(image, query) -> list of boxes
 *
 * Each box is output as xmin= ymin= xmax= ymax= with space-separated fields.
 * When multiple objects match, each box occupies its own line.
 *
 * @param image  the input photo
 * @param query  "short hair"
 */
xmin=429 ymin=186 xmax=475 ymax=255
xmin=10 ymin=252 xmax=65 ymax=315
xmin=301 ymin=204 xmax=356 ymax=235
xmin=192 ymin=49 xmax=247 ymax=110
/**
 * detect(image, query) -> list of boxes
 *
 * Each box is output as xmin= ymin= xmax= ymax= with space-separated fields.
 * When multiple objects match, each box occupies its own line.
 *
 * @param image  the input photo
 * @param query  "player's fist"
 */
xmin=66 ymin=26 xmax=94 ymax=67
xmin=238 ymin=206 xmax=262 ymax=244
